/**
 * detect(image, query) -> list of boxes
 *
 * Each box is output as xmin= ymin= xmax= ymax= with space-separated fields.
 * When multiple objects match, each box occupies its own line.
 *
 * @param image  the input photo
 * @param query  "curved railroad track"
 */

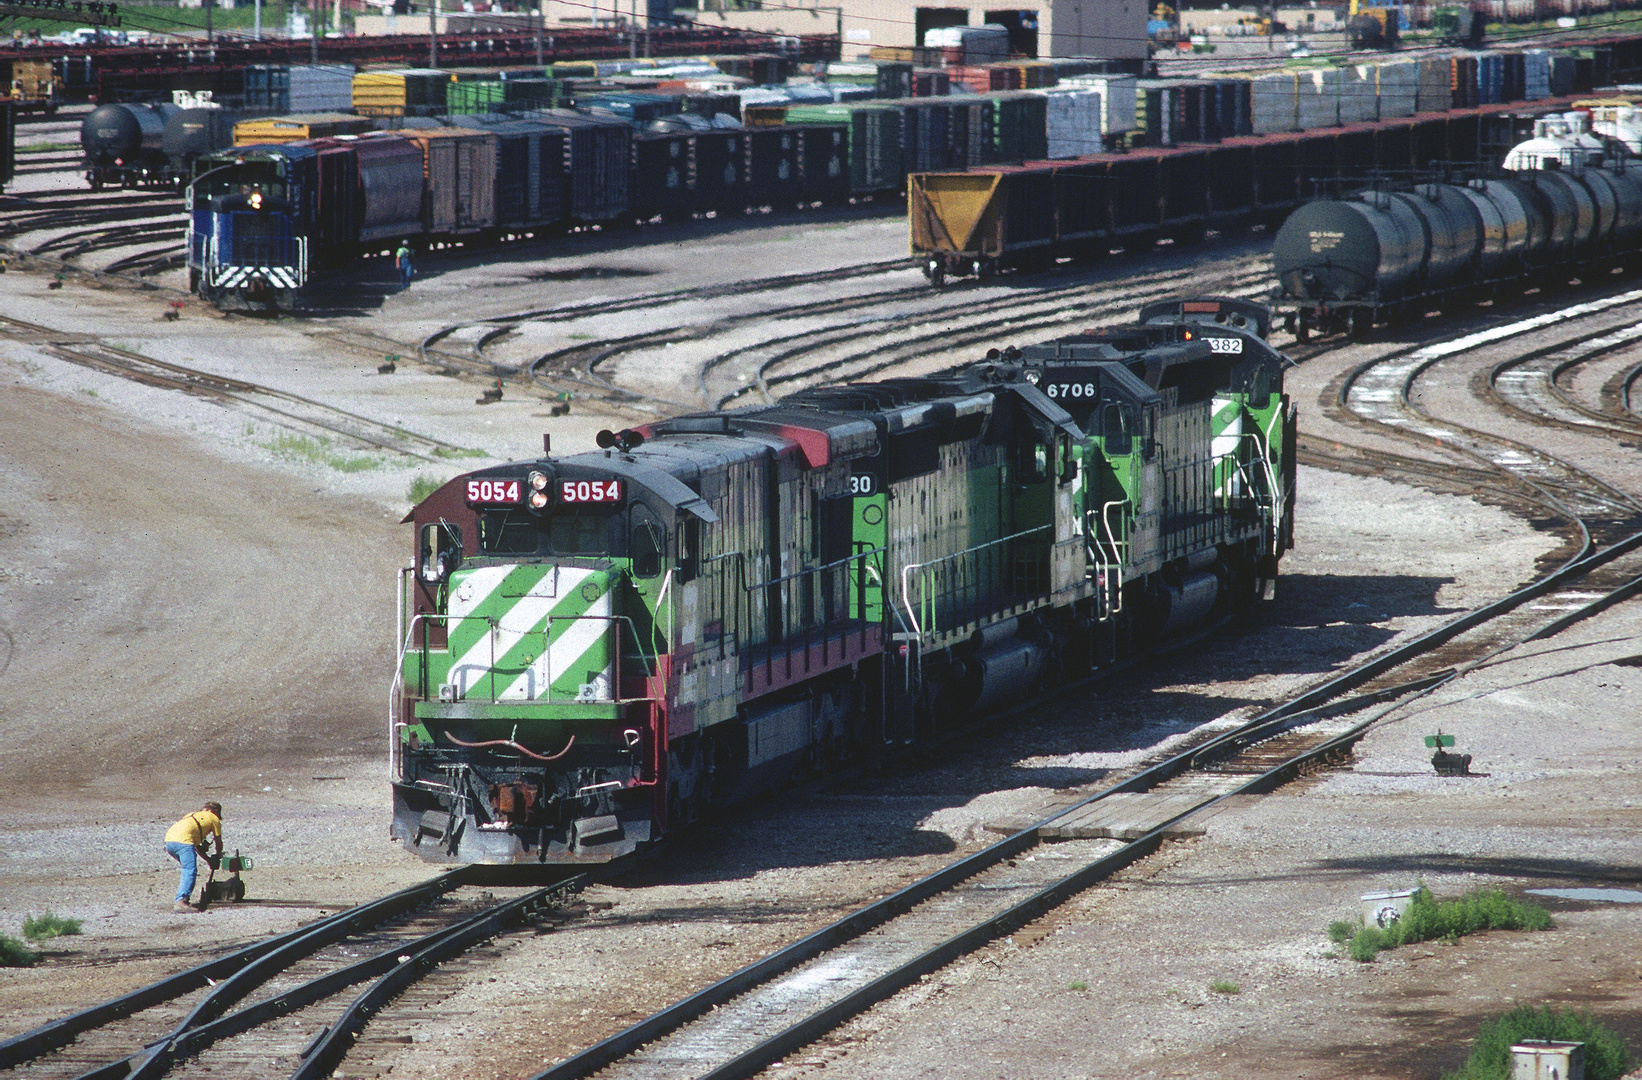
xmin=516 ymin=291 xmax=1642 ymax=1080
xmin=0 ymin=315 xmax=480 ymax=462
xmin=0 ymin=870 xmax=587 ymax=1080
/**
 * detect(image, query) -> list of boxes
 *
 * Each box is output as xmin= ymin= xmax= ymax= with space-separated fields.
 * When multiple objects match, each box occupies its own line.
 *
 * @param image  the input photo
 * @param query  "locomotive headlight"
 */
xmin=528 ymin=490 xmax=549 ymax=510
xmin=249 ymin=191 xmax=262 ymax=210
xmin=528 ymin=470 xmax=548 ymax=492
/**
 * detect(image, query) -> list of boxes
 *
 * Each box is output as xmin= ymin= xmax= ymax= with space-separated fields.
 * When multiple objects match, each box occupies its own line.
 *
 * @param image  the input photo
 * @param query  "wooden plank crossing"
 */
xmin=1034 ymin=792 xmax=1262 ymax=841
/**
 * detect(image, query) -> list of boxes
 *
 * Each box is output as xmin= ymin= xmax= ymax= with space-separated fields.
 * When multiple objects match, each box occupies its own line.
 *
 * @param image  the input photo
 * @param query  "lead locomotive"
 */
xmin=392 ymin=297 xmax=1297 ymax=863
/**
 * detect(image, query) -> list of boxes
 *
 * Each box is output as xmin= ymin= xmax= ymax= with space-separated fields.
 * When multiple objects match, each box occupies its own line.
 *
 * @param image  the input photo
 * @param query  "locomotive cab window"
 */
xmin=1019 ymin=439 xmax=1050 ymax=484
xmin=630 ymin=506 xmax=665 ymax=579
xmin=675 ymin=518 xmax=699 ymax=582
xmin=419 ymin=522 xmax=462 ymax=583
xmin=479 ymin=509 xmax=539 ymax=555
xmin=1102 ymin=402 xmax=1134 ymax=456
xmin=1060 ymin=435 xmax=1078 ymax=485
xmin=547 ymin=511 xmax=613 ymax=557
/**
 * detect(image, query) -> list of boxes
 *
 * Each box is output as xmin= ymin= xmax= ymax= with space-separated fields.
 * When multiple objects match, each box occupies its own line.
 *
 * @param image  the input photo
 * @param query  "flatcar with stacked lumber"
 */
xmin=391 ymin=296 xmax=1296 ymax=864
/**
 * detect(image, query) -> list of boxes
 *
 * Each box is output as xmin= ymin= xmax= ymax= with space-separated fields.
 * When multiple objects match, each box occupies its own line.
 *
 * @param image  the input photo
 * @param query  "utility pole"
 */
xmin=428 ymin=0 xmax=439 ymax=67
xmin=254 ymin=0 xmax=261 ymax=39
xmin=205 ymin=0 xmax=214 ymax=45
xmin=311 ymin=0 xmax=319 ymax=62
xmin=534 ymin=4 xmax=542 ymax=66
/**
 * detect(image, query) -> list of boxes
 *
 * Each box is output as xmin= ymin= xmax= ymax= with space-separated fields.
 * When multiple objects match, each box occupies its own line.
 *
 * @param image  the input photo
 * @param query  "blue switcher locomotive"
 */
xmin=393 ymin=297 xmax=1297 ymax=863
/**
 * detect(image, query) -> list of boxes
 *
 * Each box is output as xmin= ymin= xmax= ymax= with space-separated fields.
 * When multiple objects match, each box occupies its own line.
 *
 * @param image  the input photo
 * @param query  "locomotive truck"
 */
xmin=392 ymin=297 xmax=1297 ymax=863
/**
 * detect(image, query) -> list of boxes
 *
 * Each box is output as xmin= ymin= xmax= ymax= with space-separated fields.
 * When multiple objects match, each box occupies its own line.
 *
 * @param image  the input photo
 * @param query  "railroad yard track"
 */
xmin=502 ymin=288 xmax=1642 ymax=1080
xmin=0 ymin=870 xmax=587 ymax=1080
xmin=0 ymin=315 xmax=476 ymax=462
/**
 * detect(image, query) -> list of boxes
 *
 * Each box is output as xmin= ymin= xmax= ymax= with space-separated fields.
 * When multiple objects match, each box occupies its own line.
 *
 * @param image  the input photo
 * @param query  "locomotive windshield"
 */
xmin=477 ymin=507 xmax=616 ymax=557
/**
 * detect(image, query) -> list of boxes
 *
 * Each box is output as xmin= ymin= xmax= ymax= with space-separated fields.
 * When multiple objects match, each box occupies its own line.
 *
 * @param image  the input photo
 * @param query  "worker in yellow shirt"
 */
xmin=164 ymin=802 xmax=224 ymax=913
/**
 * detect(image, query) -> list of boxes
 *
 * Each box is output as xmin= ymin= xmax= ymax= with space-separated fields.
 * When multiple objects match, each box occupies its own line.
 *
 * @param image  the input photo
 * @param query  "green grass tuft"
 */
xmin=1066 ymin=980 xmax=1088 ymax=991
xmin=1348 ymin=926 xmax=1386 ymax=962
xmin=22 ymin=912 xmax=82 ymax=942
xmin=431 ymin=445 xmax=487 ymax=460
xmin=406 ymin=474 xmax=443 ymax=504
xmin=1327 ymin=918 xmax=1357 ymax=944
xmin=1343 ymin=888 xmax=1553 ymax=962
xmin=1208 ymin=980 xmax=1240 ymax=995
xmin=0 ymin=935 xmax=40 ymax=967
xmin=1443 ymin=1005 xmax=1631 ymax=1080
xmin=264 ymin=434 xmax=380 ymax=473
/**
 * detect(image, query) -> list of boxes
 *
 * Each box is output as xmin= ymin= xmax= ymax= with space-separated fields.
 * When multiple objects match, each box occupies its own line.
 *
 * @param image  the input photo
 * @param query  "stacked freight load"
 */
xmin=353 ymin=69 xmax=454 ymax=118
xmin=243 ymin=65 xmax=355 ymax=114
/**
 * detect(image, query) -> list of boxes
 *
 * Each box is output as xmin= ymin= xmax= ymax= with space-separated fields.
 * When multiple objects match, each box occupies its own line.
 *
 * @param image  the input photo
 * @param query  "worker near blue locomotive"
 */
xmin=164 ymin=802 xmax=224 ymax=913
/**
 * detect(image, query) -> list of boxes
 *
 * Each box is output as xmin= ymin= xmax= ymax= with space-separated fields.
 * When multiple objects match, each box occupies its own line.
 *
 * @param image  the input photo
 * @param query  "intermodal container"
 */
xmin=784 ymin=103 xmax=901 ymax=193
xmin=233 ymin=113 xmax=374 ymax=146
xmin=353 ymin=69 xmax=452 ymax=117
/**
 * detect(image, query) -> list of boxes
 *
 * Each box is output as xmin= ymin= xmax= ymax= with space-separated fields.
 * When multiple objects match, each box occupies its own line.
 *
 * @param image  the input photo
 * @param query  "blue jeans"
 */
xmin=399 ymin=261 xmax=413 ymax=288
xmin=166 ymin=841 xmax=198 ymax=903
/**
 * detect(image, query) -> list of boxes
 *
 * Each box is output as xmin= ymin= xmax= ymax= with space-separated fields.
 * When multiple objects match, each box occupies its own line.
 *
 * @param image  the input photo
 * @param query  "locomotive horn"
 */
xmin=596 ymin=429 xmax=617 ymax=449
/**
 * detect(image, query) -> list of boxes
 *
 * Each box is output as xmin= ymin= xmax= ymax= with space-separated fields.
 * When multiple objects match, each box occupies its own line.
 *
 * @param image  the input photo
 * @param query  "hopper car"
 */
xmin=1274 ymin=111 xmax=1642 ymax=337
xmin=391 ymin=296 xmax=1297 ymax=864
xmin=907 ymin=98 xmax=1607 ymax=286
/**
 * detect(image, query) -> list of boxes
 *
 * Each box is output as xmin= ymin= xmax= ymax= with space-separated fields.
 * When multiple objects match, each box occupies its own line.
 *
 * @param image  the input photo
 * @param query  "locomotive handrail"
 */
xmin=1085 ymin=500 xmax=1130 ymax=622
xmin=899 ymin=525 xmax=1052 ymax=643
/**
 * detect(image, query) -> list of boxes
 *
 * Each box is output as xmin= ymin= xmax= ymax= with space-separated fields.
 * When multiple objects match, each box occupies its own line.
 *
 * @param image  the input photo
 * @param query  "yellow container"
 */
xmin=233 ymin=113 xmax=374 ymax=146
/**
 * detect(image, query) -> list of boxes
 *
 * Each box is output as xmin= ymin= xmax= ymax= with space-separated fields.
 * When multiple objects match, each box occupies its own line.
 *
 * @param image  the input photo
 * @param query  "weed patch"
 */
xmin=22 ymin=912 xmax=82 ymax=942
xmin=1208 ymin=980 xmax=1240 ymax=995
xmin=1337 ymin=887 xmax=1552 ymax=962
xmin=1066 ymin=980 xmax=1088 ymax=991
xmin=264 ymin=434 xmax=380 ymax=473
xmin=406 ymin=474 xmax=443 ymax=504
xmin=431 ymin=445 xmax=486 ymax=460
xmin=1444 ymin=1005 xmax=1630 ymax=1080
xmin=0 ymin=935 xmax=40 ymax=967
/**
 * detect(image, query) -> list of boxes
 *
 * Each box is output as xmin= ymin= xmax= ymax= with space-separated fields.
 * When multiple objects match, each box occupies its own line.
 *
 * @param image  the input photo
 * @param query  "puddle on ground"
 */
xmin=1526 ymin=888 xmax=1642 ymax=903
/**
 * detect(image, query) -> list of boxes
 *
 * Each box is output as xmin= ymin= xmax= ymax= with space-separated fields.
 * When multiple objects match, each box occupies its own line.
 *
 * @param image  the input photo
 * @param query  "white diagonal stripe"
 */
xmin=450 ymin=567 xmax=591 ymax=698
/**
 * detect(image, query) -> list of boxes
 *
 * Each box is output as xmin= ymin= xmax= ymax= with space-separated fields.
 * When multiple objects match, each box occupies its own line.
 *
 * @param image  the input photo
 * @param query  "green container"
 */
xmin=447 ymin=79 xmax=506 ymax=115
xmin=987 ymin=92 xmax=1048 ymax=163
xmin=784 ymin=103 xmax=902 ymax=193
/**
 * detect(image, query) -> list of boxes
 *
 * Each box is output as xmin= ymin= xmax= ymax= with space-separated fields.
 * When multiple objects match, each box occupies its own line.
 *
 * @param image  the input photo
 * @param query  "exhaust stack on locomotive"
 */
xmin=391 ymin=297 xmax=1297 ymax=864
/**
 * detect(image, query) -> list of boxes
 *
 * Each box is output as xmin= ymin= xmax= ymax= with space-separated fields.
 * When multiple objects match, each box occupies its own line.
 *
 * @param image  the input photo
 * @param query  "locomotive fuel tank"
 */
xmin=81 ymin=102 xmax=178 ymax=168
xmin=1272 ymin=192 xmax=1428 ymax=301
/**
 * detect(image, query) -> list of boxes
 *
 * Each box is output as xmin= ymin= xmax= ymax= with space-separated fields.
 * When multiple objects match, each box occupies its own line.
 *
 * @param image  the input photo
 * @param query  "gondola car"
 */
xmin=390 ymin=296 xmax=1296 ymax=864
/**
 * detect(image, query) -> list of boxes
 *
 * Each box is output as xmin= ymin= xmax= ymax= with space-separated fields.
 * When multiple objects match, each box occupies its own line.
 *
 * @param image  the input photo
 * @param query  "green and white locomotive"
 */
xmin=393 ymin=297 xmax=1297 ymax=863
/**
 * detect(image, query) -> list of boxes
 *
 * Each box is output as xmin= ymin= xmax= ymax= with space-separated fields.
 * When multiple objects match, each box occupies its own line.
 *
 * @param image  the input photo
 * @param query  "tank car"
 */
xmin=163 ymin=108 xmax=252 ymax=180
xmin=391 ymin=296 xmax=1296 ymax=864
xmin=81 ymin=102 xmax=180 ymax=190
xmin=1275 ymin=112 xmax=1642 ymax=338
